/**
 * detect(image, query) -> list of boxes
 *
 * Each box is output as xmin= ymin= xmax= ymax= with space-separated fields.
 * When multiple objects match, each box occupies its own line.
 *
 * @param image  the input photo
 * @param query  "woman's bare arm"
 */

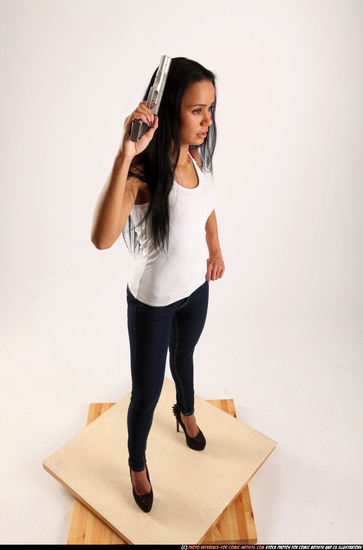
xmin=91 ymin=154 xmax=138 ymax=249
xmin=205 ymin=209 xmax=225 ymax=282
xmin=91 ymin=101 xmax=158 ymax=250
xmin=190 ymin=149 xmax=225 ymax=282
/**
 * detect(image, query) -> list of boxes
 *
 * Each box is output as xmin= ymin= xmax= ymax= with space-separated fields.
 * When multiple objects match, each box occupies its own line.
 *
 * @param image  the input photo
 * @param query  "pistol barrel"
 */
xmin=130 ymin=55 xmax=172 ymax=142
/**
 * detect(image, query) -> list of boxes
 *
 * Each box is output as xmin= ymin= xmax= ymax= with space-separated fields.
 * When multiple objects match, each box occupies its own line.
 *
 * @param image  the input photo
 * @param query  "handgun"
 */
xmin=130 ymin=55 xmax=172 ymax=142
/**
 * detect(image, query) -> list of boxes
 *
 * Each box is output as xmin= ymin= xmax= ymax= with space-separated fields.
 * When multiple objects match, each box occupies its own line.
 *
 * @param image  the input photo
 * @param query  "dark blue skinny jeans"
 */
xmin=126 ymin=281 xmax=209 ymax=471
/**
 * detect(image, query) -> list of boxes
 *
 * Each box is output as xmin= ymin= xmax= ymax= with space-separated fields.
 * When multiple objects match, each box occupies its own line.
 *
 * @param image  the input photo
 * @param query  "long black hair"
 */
xmin=122 ymin=57 xmax=217 ymax=254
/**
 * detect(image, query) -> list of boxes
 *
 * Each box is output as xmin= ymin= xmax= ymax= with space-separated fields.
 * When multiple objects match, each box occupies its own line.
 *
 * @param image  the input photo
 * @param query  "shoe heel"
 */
xmin=172 ymin=402 xmax=206 ymax=451
xmin=172 ymin=404 xmax=180 ymax=432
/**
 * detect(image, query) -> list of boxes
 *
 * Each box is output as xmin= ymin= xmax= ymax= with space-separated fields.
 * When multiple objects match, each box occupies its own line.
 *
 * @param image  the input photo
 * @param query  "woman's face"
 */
xmin=180 ymin=80 xmax=215 ymax=147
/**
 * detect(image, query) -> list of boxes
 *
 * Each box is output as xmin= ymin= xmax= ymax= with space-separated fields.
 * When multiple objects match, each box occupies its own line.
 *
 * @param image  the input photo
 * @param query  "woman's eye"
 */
xmin=192 ymin=106 xmax=214 ymax=115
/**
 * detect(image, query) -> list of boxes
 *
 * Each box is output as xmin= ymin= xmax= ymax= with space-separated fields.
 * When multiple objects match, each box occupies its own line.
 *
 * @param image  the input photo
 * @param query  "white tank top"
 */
xmin=127 ymin=152 xmax=215 ymax=306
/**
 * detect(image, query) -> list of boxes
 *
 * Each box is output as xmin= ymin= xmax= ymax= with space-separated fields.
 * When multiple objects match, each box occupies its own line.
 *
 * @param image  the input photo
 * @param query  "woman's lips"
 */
xmin=197 ymin=132 xmax=207 ymax=138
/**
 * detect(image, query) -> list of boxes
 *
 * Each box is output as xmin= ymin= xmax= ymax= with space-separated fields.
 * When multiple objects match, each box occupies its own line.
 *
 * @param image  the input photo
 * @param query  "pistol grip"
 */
xmin=130 ymin=119 xmax=149 ymax=142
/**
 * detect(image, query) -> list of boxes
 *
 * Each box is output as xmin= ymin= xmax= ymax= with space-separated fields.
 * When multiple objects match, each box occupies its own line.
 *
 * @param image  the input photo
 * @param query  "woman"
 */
xmin=91 ymin=57 xmax=225 ymax=512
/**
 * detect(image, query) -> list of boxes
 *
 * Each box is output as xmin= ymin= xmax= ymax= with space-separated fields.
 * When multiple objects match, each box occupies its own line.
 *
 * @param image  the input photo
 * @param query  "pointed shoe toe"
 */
xmin=130 ymin=466 xmax=153 ymax=513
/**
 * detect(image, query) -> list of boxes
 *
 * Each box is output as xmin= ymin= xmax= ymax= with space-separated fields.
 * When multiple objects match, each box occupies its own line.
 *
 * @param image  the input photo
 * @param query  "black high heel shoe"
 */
xmin=172 ymin=403 xmax=206 ymax=451
xmin=129 ymin=464 xmax=153 ymax=513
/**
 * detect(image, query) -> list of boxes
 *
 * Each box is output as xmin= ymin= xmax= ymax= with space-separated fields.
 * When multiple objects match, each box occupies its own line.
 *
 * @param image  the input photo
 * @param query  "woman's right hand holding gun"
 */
xmin=119 ymin=101 xmax=159 ymax=159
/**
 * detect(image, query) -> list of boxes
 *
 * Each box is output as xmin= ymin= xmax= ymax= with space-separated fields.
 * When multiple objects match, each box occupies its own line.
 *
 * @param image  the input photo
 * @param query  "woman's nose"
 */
xmin=203 ymin=111 xmax=213 ymax=127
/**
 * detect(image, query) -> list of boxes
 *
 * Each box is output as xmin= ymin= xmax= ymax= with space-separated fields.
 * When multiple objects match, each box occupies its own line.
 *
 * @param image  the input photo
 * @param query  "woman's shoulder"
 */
xmin=127 ymin=162 xmax=150 ymax=205
xmin=189 ymin=147 xmax=203 ymax=170
xmin=128 ymin=161 xmax=146 ymax=181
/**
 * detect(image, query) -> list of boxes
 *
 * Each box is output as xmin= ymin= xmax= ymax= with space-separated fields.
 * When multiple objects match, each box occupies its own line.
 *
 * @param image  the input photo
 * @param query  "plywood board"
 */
xmin=67 ymin=400 xmax=257 ymax=544
xmin=43 ymin=377 xmax=276 ymax=545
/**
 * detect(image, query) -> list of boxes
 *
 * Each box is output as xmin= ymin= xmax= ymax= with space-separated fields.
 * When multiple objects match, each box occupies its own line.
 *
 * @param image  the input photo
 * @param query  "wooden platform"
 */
xmin=67 ymin=400 xmax=257 ymax=545
xmin=43 ymin=377 xmax=276 ymax=545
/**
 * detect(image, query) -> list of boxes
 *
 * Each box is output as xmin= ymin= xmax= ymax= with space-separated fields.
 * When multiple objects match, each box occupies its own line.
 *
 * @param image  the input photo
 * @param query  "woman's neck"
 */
xmin=177 ymin=144 xmax=191 ymax=167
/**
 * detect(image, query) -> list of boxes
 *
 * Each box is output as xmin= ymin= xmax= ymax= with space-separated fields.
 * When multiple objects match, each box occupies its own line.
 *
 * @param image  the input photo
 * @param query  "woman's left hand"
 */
xmin=206 ymin=254 xmax=225 ymax=282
